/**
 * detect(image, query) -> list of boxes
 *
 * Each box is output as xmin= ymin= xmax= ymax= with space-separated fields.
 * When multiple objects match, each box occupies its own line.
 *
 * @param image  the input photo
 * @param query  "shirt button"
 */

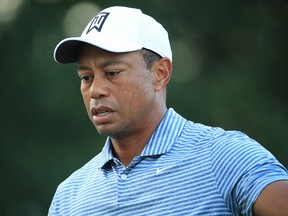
xmin=120 ymin=174 xmax=127 ymax=180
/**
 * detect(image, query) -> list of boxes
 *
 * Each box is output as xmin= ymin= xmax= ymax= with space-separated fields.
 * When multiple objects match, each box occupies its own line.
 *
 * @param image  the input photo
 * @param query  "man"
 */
xmin=49 ymin=6 xmax=288 ymax=215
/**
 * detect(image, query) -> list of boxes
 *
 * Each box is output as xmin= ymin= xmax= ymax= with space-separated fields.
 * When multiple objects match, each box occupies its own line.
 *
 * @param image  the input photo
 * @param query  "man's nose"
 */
xmin=90 ymin=76 xmax=109 ymax=99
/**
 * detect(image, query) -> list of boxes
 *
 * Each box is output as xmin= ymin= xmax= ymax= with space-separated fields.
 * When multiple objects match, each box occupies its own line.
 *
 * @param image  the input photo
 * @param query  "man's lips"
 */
xmin=91 ymin=106 xmax=114 ymax=115
xmin=91 ymin=106 xmax=114 ymax=124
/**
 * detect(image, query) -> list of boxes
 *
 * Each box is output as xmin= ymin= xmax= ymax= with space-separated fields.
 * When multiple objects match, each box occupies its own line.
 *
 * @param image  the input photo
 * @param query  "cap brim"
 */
xmin=54 ymin=36 xmax=143 ymax=64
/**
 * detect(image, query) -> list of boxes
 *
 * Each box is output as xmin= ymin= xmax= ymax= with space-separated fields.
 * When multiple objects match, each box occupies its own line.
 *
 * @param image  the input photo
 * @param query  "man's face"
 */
xmin=77 ymin=45 xmax=159 ymax=139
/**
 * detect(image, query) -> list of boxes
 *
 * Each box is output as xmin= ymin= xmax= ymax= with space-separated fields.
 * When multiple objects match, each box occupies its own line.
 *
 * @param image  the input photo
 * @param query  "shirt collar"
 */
xmin=99 ymin=108 xmax=187 ymax=169
xmin=141 ymin=108 xmax=186 ymax=156
xmin=99 ymin=138 xmax=114 ymax=169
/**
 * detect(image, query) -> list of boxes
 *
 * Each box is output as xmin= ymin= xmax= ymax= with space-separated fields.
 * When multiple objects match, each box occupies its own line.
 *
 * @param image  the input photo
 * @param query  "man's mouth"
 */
xmin=91 ymin=106 xmax=114 ymax=124
xmin=96 ymin=110 xmax=112 ymax=116
xmin=91 ymin=106 xmax=113 ymax=115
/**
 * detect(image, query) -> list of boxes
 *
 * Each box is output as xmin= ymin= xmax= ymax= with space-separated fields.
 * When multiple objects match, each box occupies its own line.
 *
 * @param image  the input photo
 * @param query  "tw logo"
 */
xmin=86 ymin=12 xmax=110 ymax=34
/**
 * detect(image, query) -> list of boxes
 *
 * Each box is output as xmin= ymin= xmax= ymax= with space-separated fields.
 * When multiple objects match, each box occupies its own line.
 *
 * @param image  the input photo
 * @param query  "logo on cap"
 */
xmin=86 ymin=12 xmax=110 ymax=34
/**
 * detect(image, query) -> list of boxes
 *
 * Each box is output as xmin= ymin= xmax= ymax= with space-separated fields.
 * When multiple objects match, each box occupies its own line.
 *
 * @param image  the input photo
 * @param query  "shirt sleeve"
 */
xmin=48 ymin=199 xmax=55 ymax=216
xmin=210 ymin=130 xmax=288 ymax=216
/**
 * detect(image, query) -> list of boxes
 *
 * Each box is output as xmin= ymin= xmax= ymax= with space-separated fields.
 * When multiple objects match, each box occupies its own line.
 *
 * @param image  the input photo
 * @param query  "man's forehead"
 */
xmin=77 ymin=46 xmax=144 ymax=67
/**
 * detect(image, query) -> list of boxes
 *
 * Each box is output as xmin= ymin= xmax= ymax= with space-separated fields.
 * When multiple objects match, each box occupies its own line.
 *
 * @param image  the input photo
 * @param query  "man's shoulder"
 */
xmin=179 ymin=120 xmax=224 ymax=146
xmin=177 ymin=119 xmax=265 ymax=156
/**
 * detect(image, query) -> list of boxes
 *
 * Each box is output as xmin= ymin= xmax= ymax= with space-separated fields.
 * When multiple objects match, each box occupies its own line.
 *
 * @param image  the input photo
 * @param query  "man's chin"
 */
xmin=95 ymin=125 xmax=127 ymax=139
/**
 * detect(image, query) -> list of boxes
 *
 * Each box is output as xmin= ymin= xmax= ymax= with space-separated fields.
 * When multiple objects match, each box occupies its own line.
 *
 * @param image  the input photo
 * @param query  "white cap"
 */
xmin=54 ymin=6 xmax=172 ymax=63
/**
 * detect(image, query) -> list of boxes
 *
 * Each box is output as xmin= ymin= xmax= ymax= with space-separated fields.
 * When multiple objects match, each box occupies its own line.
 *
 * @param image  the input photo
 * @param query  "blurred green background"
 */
xmin=1 ymin=0 xmax=287 ymax=215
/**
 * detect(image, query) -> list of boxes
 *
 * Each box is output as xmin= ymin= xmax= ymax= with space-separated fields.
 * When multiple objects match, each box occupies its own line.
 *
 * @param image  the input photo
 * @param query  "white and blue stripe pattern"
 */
xmin=49 ymin=108 xmax=288 ymax=215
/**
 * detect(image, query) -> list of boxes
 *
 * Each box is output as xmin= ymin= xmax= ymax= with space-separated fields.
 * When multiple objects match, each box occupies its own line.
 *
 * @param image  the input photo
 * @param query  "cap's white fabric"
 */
xmin=54 ymin=6 xmax=172 ymax=63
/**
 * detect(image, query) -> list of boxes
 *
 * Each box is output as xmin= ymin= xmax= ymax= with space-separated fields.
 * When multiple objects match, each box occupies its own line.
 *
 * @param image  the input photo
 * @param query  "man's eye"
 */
xmin=80 ymin=75 xmax=93 ymax=82
xmin=105 ymin=71 xmax=120 ymax=78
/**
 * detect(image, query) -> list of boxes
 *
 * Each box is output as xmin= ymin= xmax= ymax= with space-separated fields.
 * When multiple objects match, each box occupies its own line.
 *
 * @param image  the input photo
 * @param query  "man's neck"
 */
xmin=110 ymin=107 xmax=167 ymax=167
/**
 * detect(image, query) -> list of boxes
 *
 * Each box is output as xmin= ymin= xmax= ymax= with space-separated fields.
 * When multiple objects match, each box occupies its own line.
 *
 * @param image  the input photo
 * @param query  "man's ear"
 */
xmin=152 ymin=57 xmax=172 ymax=91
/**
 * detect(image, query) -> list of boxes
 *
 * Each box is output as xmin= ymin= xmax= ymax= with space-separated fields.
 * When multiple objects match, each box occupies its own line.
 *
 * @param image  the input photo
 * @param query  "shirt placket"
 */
xmin=112 ymin=157 xmax=142 ymax=207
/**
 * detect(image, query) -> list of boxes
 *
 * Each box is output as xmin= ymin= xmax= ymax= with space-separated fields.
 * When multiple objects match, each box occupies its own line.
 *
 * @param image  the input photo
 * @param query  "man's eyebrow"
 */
xmin=98 ymin=60 xmax=124 ymax=68
xmin=78 ymin=60 xmax=125 ymax=71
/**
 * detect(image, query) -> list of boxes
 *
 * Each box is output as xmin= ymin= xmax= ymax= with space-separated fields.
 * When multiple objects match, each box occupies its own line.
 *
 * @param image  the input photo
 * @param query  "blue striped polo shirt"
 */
xmin=48 ymin=108 xmax=288 ymax=215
